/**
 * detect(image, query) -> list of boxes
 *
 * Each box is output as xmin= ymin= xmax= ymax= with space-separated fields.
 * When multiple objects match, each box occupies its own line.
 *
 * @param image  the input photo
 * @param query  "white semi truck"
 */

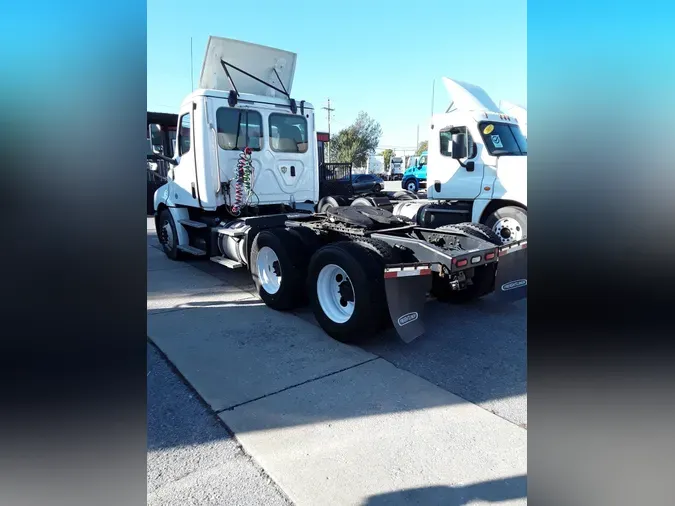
xmin=394 ymin=78 xmax=528 ymax=245
xmin=389 ymin=156 xmax=405 ymax=180
xmin=152 ymin=36 xmax=527 ymax=343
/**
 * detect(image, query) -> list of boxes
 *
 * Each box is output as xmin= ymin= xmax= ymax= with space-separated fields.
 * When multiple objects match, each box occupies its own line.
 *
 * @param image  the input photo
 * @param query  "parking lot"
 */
xmin=147 ymin=217 xmax=526 ymax=505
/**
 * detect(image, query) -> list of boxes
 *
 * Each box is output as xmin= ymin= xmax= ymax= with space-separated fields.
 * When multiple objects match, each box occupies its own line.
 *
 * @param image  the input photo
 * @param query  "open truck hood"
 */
xmin=199 ymin=36 xmax=297 ymax=97
xmin=442 ymin=77 xmax=500 ymax=113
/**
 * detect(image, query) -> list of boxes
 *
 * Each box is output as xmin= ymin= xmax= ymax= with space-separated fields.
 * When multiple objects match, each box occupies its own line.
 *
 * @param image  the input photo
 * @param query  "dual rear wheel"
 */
xmin=250 ymin=231 xmax=394 ymax=342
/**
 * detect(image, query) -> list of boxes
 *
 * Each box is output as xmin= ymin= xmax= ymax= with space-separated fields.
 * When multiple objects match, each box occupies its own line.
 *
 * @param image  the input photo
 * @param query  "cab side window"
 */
xmin=440 ymin=128 xmax=475 ymax=158
xmin=178 ymin=114 xmax=191 ymax=155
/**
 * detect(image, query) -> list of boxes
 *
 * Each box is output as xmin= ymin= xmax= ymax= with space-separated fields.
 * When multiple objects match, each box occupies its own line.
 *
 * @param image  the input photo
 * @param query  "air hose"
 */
xmin=230 ymin=147 xmax=253 ymax=215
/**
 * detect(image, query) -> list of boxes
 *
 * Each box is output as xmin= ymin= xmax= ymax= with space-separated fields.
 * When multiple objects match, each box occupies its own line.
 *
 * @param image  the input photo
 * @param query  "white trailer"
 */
xmin=153 ymin=37 xmax=527 ymax=344
xmin=367 ymin=155 xmax=385 ymax=175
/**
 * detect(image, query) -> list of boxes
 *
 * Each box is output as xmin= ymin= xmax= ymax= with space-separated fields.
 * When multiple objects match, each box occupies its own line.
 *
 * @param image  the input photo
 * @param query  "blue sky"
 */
xmin=148 ymin=0 xmax=526 ymax=151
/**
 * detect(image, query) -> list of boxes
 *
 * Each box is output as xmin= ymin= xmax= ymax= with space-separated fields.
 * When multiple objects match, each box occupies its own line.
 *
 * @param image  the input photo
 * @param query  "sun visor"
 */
xmin=199 ymin=36 xmax=297 ymax=97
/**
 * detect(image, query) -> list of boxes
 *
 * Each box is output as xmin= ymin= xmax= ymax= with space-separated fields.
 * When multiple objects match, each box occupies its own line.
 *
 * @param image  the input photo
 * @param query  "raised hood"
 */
xmin=442 ymin=77 xmax=500 ymax=113
xmin=500 ymin=100 xmax=527 ymax=124
xmin=199 ymin=36 xmax=297 ymax=97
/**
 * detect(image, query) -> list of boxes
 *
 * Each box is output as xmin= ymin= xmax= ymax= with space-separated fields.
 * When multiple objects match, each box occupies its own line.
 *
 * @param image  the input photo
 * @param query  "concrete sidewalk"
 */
xmin=147 ymin=219 xmax=527 ymax=505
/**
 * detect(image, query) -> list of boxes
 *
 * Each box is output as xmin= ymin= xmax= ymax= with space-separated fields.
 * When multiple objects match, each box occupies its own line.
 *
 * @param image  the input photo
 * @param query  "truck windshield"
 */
xmin=478 ymin=122 xmax=527 ymax=156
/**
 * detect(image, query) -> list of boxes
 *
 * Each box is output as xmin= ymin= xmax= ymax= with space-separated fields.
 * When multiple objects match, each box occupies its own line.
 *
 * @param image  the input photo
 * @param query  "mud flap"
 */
xmin=493 ymin=240 xmax=528 ymax=303
xmin=384 ymin=266 xmax=433 ymax=343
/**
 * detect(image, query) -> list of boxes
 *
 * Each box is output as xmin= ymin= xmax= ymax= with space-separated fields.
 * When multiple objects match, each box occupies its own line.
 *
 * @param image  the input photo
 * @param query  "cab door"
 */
xmin=170 ymin=106 xmax=202 ymax=207
xmin=427 ymin=126 xmax=484 ymax=200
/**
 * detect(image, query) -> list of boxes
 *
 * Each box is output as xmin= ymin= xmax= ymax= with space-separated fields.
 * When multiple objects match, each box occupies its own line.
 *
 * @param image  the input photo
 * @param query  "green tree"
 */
xmin=380 ymin=149 xmax=395 ymax=170
xmin=416 ymin=140 xmax=428 ymax=156
xmin=330 ymin=111 xmax=382 ymax=167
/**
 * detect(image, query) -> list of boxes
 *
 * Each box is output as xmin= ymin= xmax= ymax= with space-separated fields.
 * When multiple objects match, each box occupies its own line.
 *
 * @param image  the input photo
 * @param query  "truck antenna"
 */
xmin=431 ymin=79 xmax=435 ymax=116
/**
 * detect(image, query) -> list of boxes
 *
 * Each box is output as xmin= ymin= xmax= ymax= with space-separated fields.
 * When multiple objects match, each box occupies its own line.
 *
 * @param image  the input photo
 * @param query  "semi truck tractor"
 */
xmin=401 ymin=151 xmax=428 ymax=193
xmin=389 ymin=81 xmax=528 ymax=245
xmin=389 ymin=156 xmax=405 ymax=180
xmin=152 ymin=36 xmax=527 ymax=344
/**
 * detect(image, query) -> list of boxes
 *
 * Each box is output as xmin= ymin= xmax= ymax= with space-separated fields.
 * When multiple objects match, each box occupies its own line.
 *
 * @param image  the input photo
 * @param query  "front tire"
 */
xmin=403 ymin=178 xmax=419 ymax=193
xmin=158 ymin=209 xmax=182 ymax=261
xmin=483 ymin=206 xmax=527 ymax=245
xmin=308 ymin=242 xmax=389 ymax=343
xmin=250 ymin=229 xmax=308 ymax=310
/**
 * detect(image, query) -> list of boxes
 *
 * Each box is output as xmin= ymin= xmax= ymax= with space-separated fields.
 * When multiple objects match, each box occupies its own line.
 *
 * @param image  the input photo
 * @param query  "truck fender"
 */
xmin=471 ymin=199 xmax=492 ymax=224
xmin=472 ymin=199 xmax=527 ymax=224
xmin=167 ymin=207 xmax=191 ymax=246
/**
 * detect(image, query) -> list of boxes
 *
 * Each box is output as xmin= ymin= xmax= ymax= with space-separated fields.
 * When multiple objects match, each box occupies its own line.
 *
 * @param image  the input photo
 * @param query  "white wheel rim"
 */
xmin=407 ymin=182 xmax=416 ymax=191
xmin=256 ymin=246 xmax=282 ymax=294
xmin=316 ymin=264 xmax=355 ymax=324
xmin=493 ymin=217 xmax=524 ymax=245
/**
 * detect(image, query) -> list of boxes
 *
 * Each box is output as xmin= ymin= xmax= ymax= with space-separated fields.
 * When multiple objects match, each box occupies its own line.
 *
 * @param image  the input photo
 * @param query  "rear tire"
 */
xmin=351 ymin=197 xmax=374 ymax=207
xmin=250 ymin=229 xmax=308 ymax=310
xmin=308 ymin=242 xmax=389 ymax=342
xmin=317 ymin=196 xmax=348 ymax=213
xmin=391 ymin=190 xmax=419 ymax=200
xmin=452 ymin=222 xmax=502 ymax=245
xmin=373 ymin=183 xmax=382 ymax=193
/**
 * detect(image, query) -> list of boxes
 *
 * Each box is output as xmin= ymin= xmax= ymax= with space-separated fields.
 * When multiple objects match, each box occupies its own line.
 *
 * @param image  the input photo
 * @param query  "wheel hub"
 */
xmin=256 ymin=246 xmax=282 ymax=295
xmin=317 ymin=264 xmax=355 ymax=323
xmin=493 ymin=217 xmax=523 ymax=245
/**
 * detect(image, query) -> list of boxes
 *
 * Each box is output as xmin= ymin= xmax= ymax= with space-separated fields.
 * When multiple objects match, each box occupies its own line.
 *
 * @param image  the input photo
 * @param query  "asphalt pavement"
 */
xmin=147 ymin=344 xmax=292 ymax=506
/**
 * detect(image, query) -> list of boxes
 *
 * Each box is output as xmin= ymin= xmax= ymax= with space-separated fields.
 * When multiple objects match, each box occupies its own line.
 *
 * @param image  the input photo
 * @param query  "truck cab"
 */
xmin=389 ymin=156 xmax=404 ymax=180
xmin=401 ymin=151 xmax=427 ymax=193
xmin=153 ymin=36 xmax=319 ymax=225
xmin=424 ymin=78 xmax=527 ymax=244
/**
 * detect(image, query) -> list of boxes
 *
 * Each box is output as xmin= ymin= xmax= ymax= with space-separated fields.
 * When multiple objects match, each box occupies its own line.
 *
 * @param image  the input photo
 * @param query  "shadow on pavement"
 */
xmin=363 ymin=475 xmax=527 ymax=505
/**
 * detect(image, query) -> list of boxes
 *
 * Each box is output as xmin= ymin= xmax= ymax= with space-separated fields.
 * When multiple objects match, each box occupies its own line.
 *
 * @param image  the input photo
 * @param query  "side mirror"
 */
xmin=451 ymin=133 xmax=467 ymax=159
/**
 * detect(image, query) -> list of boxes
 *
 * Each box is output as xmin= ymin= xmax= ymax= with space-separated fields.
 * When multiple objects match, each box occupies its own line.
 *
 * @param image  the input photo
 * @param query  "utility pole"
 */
xmin=190 ymin=37 xmax=194 ymax=91
xmin=323 ymin=98 xmax=335 ymax=162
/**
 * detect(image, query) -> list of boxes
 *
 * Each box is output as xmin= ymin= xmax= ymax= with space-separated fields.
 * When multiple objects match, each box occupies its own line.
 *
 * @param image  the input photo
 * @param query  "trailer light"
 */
xmin=456 ymin=259 xmax=468 ymax=267
xmin=471 ymin=256 xmax=481 ymax=264
xmin=485 ymin=252 xmax=496 ymax=260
